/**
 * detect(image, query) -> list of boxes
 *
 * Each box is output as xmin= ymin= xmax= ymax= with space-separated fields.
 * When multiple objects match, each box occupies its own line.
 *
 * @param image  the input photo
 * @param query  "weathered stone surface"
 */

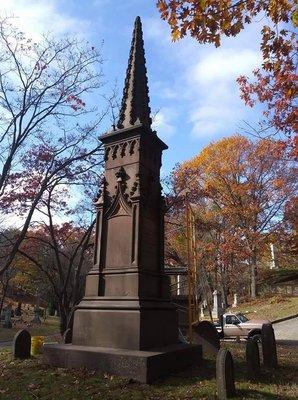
xmin=31 ymin=305 xmax=41 ymax=324
xmin=44 ymin=343 xmax=202 ymax=384
xmin=193 ymin=321 xmax=220 ymax=355
xmin=2 ymin=305 xmax=12 ymax=328
xmin=43 ymin=16 xmax=202 ymax=382
xmin=216 ymin=349 xmax=236 ymax=399
xmin=246 ymin=338 xmax=260 ymax=381
xmin=13 ymin=329 xmax=31 ymax=359
xmin=261 ymin=323 xmax=278 ymax=369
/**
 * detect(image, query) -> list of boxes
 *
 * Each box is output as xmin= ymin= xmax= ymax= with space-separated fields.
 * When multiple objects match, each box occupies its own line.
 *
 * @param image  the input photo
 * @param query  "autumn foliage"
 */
xmin=157 ymin=1 xmax=298 ymax=139
xmin=169 ymin=135 xmax=296 ymax=298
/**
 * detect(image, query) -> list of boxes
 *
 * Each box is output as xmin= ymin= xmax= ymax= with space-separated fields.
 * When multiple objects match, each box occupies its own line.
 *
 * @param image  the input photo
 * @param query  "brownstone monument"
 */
xmin=43 ymin=16 xmax=202 ymax=383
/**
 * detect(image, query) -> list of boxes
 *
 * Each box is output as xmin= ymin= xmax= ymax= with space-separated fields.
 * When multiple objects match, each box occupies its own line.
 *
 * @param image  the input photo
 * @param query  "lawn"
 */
xmin=0 ymin=342 xmax=297 ymax=399
xmin=0 ymin=316 xmax=60 ymax=342
xmin=231 ymin=295 xmax=298 ymax=322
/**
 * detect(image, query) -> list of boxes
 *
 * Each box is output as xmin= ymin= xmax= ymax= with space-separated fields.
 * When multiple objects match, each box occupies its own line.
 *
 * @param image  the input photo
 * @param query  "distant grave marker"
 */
xmin=13 ymin=329 xmax=31 ymax=359
xmin=2 ymin=305 xmax=12 ymax=328
xmin=31 ymin=305 xmax=41 ymax=324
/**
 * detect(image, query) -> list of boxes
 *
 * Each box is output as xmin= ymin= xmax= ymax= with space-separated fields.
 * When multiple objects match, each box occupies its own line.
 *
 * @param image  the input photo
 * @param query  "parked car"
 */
xmin=215 ymin=312 xmax=271 ymax=341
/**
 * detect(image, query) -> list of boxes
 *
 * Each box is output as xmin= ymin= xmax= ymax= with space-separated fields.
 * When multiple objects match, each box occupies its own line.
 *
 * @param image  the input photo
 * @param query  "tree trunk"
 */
xmin=58 ymin=303 xmax=69 ymax=335
xmin=0 ymin=280 xmax=9 ymax=315
xmin=250 ymin=249 xmax=258 ymax=298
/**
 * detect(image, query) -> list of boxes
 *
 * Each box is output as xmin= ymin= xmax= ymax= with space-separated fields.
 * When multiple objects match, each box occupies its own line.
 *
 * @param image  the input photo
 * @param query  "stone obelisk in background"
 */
xmin=44 ymin=17 xmax=201 ymax=383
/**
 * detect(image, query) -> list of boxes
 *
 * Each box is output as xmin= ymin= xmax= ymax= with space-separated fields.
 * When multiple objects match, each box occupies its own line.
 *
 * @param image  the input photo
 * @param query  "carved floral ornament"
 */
xmin=104 ymin=139 xmax=140 ymax=161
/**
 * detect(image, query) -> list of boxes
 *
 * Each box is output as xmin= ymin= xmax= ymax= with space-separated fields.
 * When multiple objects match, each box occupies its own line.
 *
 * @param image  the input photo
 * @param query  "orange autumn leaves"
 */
xmin=175 ymin=136 xmax=293 ymax=223
xmin=172 ymin=135 xmax=296 ymax=270
xmin=157 ymin=1 xmax=295 ymax=45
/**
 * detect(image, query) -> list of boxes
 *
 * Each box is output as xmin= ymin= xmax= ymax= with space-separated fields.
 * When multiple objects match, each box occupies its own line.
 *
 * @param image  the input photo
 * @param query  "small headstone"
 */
xmin=63 ymin=328 xmax=72 ymax=344
xmin=246 ymin=338 xmax=260 ymax=381
xmin=31 ymin=305 xmax=41 ymax=324
xmin=216 ymin=349 xmax=236 ymax=399
xmin=232 ymin=294 xmax=238 ymax=308
xmin=200 ymin=306 xmax=205 ymax=318
xmin=193 ymin=320 xmax=220 ymax=354
xmin=212 ymin=290 xmax=224 ymax=320
xmin=13 ymin=329 xmax=31 ymax=359
xmin=261 ymin=323 xmax=278 ymax=369
xmin=15 ymin=303 xmax=22 ymax=317
xmin=2 ymin=305 xmax=12 ymax=328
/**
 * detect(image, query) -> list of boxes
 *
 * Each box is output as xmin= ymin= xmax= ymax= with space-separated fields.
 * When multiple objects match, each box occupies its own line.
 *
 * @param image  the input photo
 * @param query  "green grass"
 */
xmin=231 ymin=295 xmax=298 ymax=321
xmin=0 ymin=342 xmax=297 ymax=399
xmin=0 ymin=316 xmax=60 ymax=342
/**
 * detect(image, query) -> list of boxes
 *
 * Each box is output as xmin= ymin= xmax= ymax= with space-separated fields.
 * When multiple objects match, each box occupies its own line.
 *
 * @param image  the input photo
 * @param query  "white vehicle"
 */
xmin=215 ymin=312 xmax=271 ymax=341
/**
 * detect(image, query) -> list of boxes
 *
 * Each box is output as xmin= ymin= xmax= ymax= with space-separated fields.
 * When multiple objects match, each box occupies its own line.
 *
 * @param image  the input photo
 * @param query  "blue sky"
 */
xmin=3 ymin=0 xmax=264 ymax=174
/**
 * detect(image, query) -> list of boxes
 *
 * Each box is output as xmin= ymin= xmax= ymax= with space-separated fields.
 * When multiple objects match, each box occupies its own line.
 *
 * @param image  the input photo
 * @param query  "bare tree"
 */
xmin=16 ymin=181 xmax=96 ymax=334
xmin=0 ymin=17 xmax=110 ymax=276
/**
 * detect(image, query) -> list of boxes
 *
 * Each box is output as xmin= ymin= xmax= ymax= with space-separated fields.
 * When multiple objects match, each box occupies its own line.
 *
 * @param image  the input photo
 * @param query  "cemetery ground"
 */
xmin=0 ymin=316 xmax=60 ymax=343
xmin=0 ymin=341 xmax=297 ymax=400
xmin=232 ymin=295 xmax=298 ymax=321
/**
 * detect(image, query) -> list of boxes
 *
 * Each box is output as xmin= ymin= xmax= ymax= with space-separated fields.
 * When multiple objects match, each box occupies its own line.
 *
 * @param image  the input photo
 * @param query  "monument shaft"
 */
xmin=72 ymin=125 xmax=178 ymax=350
xmin=43 ymin=17 xmax=201 ymax=382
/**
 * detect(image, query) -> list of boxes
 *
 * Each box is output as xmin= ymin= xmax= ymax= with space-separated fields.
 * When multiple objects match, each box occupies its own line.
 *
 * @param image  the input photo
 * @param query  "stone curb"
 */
xmin=272 ymin=314 xmax=298 ymax=324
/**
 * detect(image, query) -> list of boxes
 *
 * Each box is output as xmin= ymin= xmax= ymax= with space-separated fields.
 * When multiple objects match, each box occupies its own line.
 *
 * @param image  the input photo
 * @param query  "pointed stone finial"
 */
xmin=117 ymin=16 xmax=152 ymax=130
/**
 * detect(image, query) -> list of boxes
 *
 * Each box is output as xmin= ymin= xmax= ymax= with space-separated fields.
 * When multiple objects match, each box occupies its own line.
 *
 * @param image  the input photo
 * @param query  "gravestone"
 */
xmin=63 ymin=328 xmax=72 ymax=344
xmin=43 ymin=16 xmax=202 ymax=383
xmin=15 ymin=302 xmax=22 ymax=317
xmin=246 ymin=338 xmax=260 ymax=381
xmin=200 ymin=305 xmax=205 ymax=318
xmin=232 ymin=294 xmax=238 ymax=308
xmin=193 ymin=321 xmax=220 ymax=355
xmin=216 ymin=349 xmax=236 ymax=399
xmin=262 ymin=323 xmax=278 ymax=369
xmin=31 ymin=305 xmax=41 ymax=324
xmin=212 ymin=290 xmax=224 ymax=320
xmin=2 ymin=305 xmax=12 ymax=328
xmin=12 ymin=329 xmax=31 ymax=359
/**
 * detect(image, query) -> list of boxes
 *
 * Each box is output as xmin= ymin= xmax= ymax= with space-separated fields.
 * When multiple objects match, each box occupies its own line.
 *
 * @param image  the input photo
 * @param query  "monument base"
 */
xmin=43 ymin=343 xmax=202 ymax=383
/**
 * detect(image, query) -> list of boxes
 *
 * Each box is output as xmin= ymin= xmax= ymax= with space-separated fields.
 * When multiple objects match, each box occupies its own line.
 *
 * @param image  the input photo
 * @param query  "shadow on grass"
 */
xmin=152 ymin=358 xmax=216 ymax=387
xmin=237 ymin=389 xmax=295 ymax=400
xmin=232 ymin=358 xmax=297 ymax=386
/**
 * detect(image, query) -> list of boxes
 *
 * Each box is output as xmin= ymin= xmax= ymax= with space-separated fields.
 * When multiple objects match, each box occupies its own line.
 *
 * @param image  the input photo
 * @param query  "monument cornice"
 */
xmin=99 ymin=123 xmax=168 ymax=151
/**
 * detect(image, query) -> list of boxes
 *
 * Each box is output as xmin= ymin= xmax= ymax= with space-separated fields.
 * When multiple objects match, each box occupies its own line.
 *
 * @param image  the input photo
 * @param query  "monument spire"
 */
xmin=117 ymin=16 xmax=152 ymax=129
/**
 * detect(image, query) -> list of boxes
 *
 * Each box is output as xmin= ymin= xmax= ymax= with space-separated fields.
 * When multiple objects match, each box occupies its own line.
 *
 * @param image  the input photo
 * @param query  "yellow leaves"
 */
xmin=200 ymin=0 xmax=207 ymax=9
xmin=292 ymin=7 xmax=298 ymax=27
xmin=222 ymin=20 xmax=230 ymax=30
xmin=172 ymin=28 xmax=181 ymax=41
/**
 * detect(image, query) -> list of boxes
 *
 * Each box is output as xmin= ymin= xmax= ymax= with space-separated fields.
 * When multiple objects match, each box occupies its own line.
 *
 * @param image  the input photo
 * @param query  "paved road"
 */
xmin=273 ymin=317 xmax=298 ymax=342
xmin=0 ymin=340 xmax=12 ymax=348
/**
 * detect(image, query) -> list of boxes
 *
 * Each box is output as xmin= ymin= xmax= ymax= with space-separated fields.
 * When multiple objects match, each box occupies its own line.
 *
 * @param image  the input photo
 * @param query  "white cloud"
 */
xmin=152 ymin=108 xmax=176 ymax=140
xmin=190 ymin=48 xmax=261 ymax=85
xmin=142 ymin=15 xmax=264 ymax=141
xmin=143 ymin=17 xmax=171 ymax=45
xmin=1 ymin=0 xmax=90 ymax=40
xmin=185 ymin=47 xmax=261 ymax=138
